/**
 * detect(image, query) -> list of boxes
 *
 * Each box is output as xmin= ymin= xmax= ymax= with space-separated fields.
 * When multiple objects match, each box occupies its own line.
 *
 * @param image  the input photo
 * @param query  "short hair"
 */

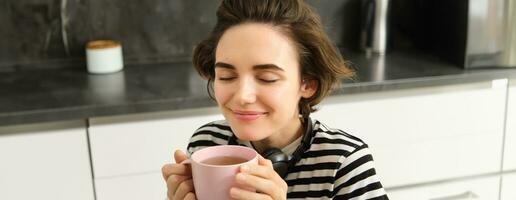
xmin=192 ymin=0 xmax=355 ymax=117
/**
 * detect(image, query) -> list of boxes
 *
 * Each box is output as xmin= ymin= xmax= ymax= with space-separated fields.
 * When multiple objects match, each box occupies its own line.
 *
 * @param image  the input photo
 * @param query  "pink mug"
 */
xmin=184 ymin=145 xmax=258 ymax=200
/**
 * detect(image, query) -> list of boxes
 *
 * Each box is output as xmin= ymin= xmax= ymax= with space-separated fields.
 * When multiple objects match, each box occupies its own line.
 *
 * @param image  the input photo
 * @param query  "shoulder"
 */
xmin=311 ymin=119 xmax=367 ymax=157
xmin=187 ymin=120 xmax=234 ymax=155
xmin=311 ymin=120 xmax=388 ymax=199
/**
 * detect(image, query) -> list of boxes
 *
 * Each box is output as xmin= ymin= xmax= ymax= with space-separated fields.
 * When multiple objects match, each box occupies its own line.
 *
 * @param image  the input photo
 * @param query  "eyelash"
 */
xmin=217 ymin=77 xmax=278 ymax=83
xmin=260 ymin=79 xmax=277 ymax=83
xmin=218 ymin=77 xmax=236 ymax=81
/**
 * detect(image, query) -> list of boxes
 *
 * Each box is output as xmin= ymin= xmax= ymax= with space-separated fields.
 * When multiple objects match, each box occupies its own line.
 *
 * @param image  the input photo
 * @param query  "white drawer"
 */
xmin=95 ymin=172 xmax=166 ymax=200
xmin=387 ymin=176 xmax=500 ymax=200
xmin=504 ymin=81 xmax=516 ymax=171
xmin=88 ymin=108 xmax=222 ymax=178
xmin=313 ymin=81 xmax=506 ymax=187
xmin=501 ymin=172 xmax=516 ymax=200
xmin=0 ymin=121 xmax=94 ymax=200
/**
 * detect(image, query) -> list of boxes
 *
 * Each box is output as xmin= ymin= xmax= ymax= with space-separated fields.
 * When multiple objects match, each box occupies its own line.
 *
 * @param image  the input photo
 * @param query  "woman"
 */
xmin=162 ymin=0 xmax=389 ymax=199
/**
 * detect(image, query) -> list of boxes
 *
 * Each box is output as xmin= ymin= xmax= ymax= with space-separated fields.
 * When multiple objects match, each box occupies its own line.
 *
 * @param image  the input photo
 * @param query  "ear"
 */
xmin=300 ymin=79 xmax=318 ymax=98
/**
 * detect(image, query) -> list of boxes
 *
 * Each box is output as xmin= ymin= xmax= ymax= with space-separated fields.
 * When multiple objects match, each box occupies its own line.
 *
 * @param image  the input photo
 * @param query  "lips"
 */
xmin=231 ymin=110 xmax=267 ymax=121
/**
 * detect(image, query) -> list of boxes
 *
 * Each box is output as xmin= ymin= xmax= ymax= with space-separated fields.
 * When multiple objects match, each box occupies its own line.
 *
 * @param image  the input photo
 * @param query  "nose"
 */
xmin=235 ymin=78 xmax=257 ymax=105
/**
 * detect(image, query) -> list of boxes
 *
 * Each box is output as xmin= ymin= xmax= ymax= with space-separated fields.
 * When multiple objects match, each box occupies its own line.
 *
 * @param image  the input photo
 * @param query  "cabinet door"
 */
xmin=0 ymin=121 xmax=94 ymax=200
xmin=501 ymin=172 xmax=516 ymax=200
xmin=503 ymin=80 xmax=516 ymax=171
xmin=312 ymin=81 xmax=507 ymax=187
xmin=388 ymin=176 xmax=500 ymax=200
xmin=88 ymin=108 xmax=222 ymax=199
xmin=95 ymin=172 xmax=166 ymax=200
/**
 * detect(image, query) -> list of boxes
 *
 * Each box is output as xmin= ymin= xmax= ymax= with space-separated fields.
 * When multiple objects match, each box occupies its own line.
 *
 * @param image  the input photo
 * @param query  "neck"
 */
xmin=252 ymin=116 xmax=303 ymax=153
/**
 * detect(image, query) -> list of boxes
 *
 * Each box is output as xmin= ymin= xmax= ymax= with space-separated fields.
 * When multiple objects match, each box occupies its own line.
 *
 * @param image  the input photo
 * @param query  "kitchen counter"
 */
xmin=2 ymin=50 xmax=516 ymax=126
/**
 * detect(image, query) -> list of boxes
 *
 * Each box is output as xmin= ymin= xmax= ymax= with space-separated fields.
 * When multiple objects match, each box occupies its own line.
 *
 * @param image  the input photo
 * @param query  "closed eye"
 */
xmin=218 ymin=77 xmax=236 ymax=81
xmin=259 ymin=79 xmax=278 ymax=83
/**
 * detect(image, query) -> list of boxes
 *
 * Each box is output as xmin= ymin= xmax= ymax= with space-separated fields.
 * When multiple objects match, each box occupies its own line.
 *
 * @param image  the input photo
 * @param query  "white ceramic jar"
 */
xmin=86 ymin=40 xmax=124 ymax=74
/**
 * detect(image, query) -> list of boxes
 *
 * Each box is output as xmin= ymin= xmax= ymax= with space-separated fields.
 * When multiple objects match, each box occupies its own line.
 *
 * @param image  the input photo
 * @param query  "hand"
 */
xmin=230 ymin=155 xmax=288 ymax=200
xmin=161 ymin=150 xmax=197 ymax=200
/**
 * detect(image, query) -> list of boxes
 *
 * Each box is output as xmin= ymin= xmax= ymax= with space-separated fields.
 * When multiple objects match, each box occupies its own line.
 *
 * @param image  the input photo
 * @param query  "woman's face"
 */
xmin=214 ymin=23 xmax=316 ymax=142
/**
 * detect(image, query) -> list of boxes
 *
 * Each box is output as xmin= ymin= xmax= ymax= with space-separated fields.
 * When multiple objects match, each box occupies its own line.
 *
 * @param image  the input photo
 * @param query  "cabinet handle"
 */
xmin=429 ymin=191 xmax=479 ymax=200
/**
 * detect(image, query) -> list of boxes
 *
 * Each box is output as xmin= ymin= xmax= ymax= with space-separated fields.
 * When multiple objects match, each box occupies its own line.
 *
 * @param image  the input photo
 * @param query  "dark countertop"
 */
xmin=2 ymin=50 xmax=516 ymax=126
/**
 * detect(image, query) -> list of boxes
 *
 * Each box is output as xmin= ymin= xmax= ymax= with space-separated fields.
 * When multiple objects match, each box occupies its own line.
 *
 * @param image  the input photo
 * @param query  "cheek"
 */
xmin=261 ymin=88 xmax=284 ymax=103
xmin=213 ymin=83 xmax=230 ymax=104
xmin=261 ymin=85 xmax=301 ymax=108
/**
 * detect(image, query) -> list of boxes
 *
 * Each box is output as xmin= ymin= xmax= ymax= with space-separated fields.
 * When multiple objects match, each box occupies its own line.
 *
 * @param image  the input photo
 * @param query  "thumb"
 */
xmin=174 ymin=149 xmax=188 ymax=164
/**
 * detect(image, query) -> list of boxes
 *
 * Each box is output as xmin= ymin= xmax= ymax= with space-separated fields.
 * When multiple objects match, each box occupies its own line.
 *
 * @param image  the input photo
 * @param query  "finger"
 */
xmin=174 ymin=150 xmax=188 ymax=163
xmin=256 ymin=156 xmax=288 ymax=190
xmin=240 ymin=163 xmax=273 ymax=180
xmin=241 ymin=158 xmax=285 ymax=187
xmin=241 ymin=155 xmax=276 ymax=178
xmin=162 ymin=163 xmax=192 ymax=180
xmin=162 ymin=163 xmax=171 ymax=181
xmin=174 ymin=179 xmax=195 ymax=200
xmin=166 ymin=175 xmax=190 ymax=198
xmin=230 ymin=187 xmax=273 ymax=200
xmin=235 ymin=173 xmax=284 ymax=200
xmin=258 ymin=155 xmax=274 ymax=168
xmin=184 ymin=192 xmax=196 ymax=200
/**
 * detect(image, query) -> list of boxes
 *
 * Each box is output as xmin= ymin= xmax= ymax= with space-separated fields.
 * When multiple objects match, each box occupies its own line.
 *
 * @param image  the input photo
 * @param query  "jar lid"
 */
xmin=86 ymin=40 xmax=121 ymax=49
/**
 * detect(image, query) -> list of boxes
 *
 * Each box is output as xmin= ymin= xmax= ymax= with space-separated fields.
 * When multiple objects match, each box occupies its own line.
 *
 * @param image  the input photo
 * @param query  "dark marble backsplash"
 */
xmin=0 ymin=0 xmax=360 ymax=70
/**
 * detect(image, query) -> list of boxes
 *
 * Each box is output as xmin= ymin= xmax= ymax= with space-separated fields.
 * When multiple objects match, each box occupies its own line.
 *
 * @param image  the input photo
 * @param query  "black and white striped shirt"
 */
xmin=187 ymin=119 xmax=389 ymax=200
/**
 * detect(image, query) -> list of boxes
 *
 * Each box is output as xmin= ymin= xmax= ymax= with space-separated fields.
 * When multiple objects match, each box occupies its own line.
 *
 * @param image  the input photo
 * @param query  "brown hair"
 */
xmin=192 ymin=0 xmax=355 ymax=117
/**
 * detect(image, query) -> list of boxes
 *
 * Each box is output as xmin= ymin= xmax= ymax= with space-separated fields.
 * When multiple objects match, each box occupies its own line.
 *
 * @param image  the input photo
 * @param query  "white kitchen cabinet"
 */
xmin=387 ymin=175 xmax=500 ymax=200
xmin=503 ymin=79 xmax=516 ymax=171
xmin=0 ymin=121 xmax=94 ymax=200
xmin=312 ymin=80 xmax=507 ymax=188
xmin=95 ymin=172 xmax=166 ymax=200
xmin=501 ymin=172 xmax=516 ymax=200
xmin=88 ymin=107 xmax=223 ymax=199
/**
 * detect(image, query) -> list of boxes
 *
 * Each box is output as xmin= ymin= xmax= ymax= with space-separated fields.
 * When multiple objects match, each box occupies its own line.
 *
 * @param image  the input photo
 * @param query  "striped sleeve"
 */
xmin=186 ymin=121 xmax=233 ymax=156
xmin=333 ymin=144 xmax=388 ymax=200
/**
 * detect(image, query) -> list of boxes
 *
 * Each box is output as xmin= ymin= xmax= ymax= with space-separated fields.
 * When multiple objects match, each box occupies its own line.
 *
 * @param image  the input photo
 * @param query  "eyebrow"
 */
xmin=214 ymin=62 xmax=285 ymax=72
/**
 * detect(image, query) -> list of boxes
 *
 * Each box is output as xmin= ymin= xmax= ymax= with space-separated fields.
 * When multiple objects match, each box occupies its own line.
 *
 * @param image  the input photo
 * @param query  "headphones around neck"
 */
xmin=228 ymin=117 xmax=313 ymax=178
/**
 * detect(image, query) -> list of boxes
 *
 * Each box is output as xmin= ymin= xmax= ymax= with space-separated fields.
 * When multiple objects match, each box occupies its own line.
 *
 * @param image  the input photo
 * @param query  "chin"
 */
xmin=231 ymin=125 xmax=268 ymax=141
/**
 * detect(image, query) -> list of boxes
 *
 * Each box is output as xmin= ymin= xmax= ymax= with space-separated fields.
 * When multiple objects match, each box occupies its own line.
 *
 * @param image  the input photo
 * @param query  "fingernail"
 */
xmin=240 ymin=165 xmax=249 ymax=172
xmin=236 ymin=173 xmax=246 ymax=182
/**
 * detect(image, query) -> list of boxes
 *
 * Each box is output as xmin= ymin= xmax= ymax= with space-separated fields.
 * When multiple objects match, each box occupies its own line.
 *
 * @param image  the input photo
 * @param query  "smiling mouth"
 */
xmin=231 ymin=110 xmax=267 ymax=121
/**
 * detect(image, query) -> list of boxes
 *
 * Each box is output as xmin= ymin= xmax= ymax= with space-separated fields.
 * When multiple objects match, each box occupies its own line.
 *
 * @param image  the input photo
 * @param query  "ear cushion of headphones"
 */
xmin=262 ymin=148 xmax=289 ymax=178
xmin=262 ymin=148 xmax=288 ymax=163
